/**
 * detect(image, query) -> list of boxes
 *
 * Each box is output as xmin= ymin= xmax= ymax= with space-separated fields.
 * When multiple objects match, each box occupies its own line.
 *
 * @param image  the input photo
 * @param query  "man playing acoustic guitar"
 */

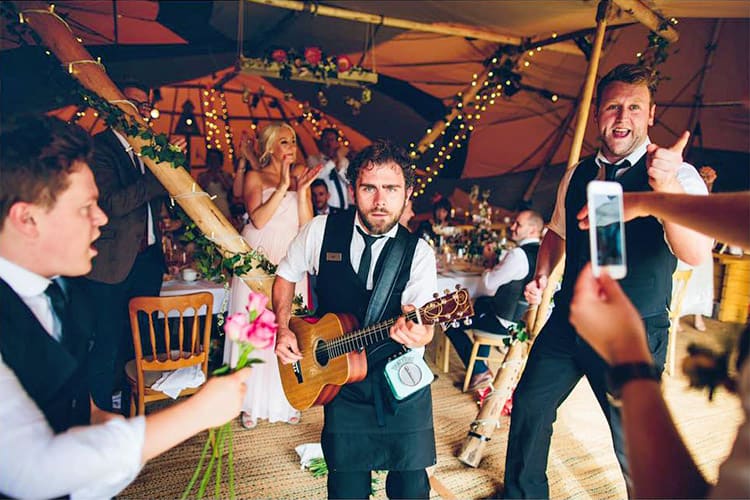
xmin=274 ymin=139 xmax=438 ymax=499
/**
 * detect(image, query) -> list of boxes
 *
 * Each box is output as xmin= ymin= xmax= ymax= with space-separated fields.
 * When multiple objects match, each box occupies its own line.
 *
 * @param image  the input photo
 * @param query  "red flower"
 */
xmin=336 ymin=55 xmax=352 ymax=72
xmin=304 ymin=46 xmax=323 ymax=66
xmin=271 ymin=49 xmax=287 ymax=63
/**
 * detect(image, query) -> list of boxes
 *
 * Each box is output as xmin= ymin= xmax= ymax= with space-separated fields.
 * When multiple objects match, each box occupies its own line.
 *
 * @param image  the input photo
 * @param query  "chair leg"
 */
xmin=433 ymin=327 xmax=451 ymax=373
xmin=463 ymin=339 xmax=482 ymax=392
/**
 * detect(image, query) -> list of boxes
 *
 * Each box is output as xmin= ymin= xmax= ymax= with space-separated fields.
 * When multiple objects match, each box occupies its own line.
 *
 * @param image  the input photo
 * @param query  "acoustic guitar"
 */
xmin=279 ymin=288 xmax=474 ymax=411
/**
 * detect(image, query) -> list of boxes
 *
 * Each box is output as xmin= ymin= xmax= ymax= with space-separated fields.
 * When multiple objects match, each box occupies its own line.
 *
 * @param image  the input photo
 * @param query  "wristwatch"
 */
xmin=606 ymin=362 xmax=661 ymax=406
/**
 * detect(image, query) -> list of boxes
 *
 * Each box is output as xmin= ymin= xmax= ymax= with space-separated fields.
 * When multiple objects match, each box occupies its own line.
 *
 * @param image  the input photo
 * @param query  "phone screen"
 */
xmin=591 ymin=192 xmax=624 ymax=267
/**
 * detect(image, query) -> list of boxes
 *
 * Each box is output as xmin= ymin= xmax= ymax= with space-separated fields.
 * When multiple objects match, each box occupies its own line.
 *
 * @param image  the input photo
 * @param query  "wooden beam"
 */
xmin=246 ymin=0 xmax=581 ymax=55
xmin=612 ymin=0 xmax=679 ymax=43
xmin=566 ymin=0 xmax=611 ymax=170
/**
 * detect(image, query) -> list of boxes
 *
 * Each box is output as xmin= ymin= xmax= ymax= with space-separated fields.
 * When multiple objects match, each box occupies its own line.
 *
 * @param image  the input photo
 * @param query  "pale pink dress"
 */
xmin=224 ymin=187 xmax=308 ymax=423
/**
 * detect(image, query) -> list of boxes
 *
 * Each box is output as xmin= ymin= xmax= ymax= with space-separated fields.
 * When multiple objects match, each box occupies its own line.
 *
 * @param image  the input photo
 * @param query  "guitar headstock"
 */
xmin=419 ymin=287 xmax=474 ymax=326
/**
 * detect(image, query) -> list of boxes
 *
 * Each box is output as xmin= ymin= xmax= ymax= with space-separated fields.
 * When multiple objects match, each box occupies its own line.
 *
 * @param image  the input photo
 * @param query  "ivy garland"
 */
xmin=502 ymin=321 xmax=530 ymax=347
xmin=75 ymin=86 xmax=277 ymax=284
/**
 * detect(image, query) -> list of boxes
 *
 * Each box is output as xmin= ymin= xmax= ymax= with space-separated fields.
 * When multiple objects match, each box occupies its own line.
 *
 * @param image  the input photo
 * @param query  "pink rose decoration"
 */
xmin=247 ymin=308 xmax=277 ymax=350
xmin=304 ymin=46 xmax=323 ymax=66
xmin=271 ymin=49 xmax=287 ymax=63
xmin=336 ymin=55 xmax=352 ymax=72
xmin=224 ymin=312 xmax=251 ymax=343
xmin=245 ymin=291 xmax=269 ymax=318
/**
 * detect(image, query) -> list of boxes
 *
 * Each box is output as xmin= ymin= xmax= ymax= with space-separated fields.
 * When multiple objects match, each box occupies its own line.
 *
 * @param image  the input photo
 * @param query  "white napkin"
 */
xmin=150 ymin=365 xmax=206 ymax=399
xmin=295 ymin=443 xmax=324 ymax=470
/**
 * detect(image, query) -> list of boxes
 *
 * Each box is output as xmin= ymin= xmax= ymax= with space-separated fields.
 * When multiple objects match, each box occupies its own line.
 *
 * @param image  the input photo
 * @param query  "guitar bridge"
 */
xmin=292 ymin=360 xmax=303 ymax=384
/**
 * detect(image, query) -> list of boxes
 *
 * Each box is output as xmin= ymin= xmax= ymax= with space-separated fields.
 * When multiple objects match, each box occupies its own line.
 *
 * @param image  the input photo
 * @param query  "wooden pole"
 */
xmin=17 ymin=1 xmax=273 ymax=298
xmin=565 ymin=0 xmax=611 ymax=171
xmin=245 ymin=0 xmax=581 ymax=56
xmin=521 ymin=97 xmax=579 ymax=202
xmin=612 ymin=0 xmax=679 ymax=43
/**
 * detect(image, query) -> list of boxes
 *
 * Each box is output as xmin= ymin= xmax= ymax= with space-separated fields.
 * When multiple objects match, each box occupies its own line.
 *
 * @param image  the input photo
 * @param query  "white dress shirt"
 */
xmin=0 ymin=256 xmax=145 ymax=499
xmin=309 ymin=154 xmax=351 ymax=209
xmin=548 ymin=139 xmax=708 ymax=239
xmin=277 ymin=214 xmax=438 ymax=356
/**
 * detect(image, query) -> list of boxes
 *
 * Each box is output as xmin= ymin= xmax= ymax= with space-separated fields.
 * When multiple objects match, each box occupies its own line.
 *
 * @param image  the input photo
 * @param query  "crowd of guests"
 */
xmin=1 ymin=62 xmax=749 ymax=500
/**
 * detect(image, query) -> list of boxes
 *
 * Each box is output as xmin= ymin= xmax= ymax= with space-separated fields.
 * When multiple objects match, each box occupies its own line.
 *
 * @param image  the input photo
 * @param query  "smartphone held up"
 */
xmin=587 ymin=181 xmax=627 ymax=279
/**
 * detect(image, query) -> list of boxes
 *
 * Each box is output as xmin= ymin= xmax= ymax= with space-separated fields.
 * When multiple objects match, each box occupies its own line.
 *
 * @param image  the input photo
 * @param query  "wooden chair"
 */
xmin=666 ymin=269 xmax=693 ymax=376
xmin=125 ymin=292 xmax=213 ymax=416
xmin=461 ymin=329 xmax=509 ymax=392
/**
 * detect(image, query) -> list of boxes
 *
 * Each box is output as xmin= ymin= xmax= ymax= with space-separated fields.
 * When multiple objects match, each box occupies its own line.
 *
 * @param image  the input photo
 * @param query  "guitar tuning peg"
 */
xmin=455 ymin=284 xmax=461 ymax=290
xmin=433 ymin=292 xmax=439 ymax=299
xmin=463 ymin=318 xmax=472 ymax=326
xmin=443 ymin=289 xmax=450 ymax=295
xmin=451 ymin=320 xmax=460 ymax=328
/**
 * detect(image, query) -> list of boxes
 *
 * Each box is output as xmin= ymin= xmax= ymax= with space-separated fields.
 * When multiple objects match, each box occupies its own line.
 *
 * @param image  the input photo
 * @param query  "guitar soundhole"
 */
xmin=314 ymin=339 xmax=330 ymax=367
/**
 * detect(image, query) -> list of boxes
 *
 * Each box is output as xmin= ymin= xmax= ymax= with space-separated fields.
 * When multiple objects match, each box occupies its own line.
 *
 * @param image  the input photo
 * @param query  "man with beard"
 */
xmin=503 ymin=64 xmax=712 ymax=498
xmin=274 ymin=140 xmax=438 ymax=499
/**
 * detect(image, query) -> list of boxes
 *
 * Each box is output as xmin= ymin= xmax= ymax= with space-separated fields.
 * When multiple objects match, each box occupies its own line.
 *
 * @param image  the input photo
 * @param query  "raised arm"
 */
xmin=243 ymin=166 xmax=289 ymax=230
xmin=293 ymin=164 xmax=323 ymax=226
xmin=577 ymin=191 xmax=750 ymax=251
xmin=569 ymin=265 xmax=710 ymax=498
xmin=646 ymin=132 xmax=713 ymax=265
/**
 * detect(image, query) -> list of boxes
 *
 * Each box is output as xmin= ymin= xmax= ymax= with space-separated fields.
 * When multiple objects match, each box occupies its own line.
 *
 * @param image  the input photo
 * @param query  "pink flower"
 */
xmin=247 ymin=308 xmax=277 ymax=350
xmin=336 ymin=55 xmax=352 ymax=72
xmin=304 ymin=46 xmax=323 ymax=66
xmin=224 ymin=312 xmax=251 ymax=343
xmin=271 ymin=49 xmax=287 ymax=63
xmin=245 ymin=291 xmax=269 ymax=318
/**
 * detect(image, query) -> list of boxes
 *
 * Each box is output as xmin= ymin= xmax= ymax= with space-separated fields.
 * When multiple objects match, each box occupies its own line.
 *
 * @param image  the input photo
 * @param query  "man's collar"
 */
xmin=595 ymin=138 xmax=650 ymax=167
xmin=354 ymin=215 xmax=399 ymax=240
xmin=0 ymin=255 xmax=53 ymax=298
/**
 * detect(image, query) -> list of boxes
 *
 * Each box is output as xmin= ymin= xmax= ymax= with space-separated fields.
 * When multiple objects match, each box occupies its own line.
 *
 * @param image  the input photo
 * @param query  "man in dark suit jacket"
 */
xmin=311 ymin=178 xmax=341 ymax=216
xmin=84 ymin=82 xmax=171 ymax=412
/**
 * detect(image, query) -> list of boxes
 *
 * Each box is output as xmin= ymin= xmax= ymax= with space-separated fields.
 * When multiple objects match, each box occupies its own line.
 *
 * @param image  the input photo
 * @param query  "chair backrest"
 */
xmin=670 ymin=269 xmax=693 ymax=320
xmin=128 ymin=292 xmax=214 ymax=374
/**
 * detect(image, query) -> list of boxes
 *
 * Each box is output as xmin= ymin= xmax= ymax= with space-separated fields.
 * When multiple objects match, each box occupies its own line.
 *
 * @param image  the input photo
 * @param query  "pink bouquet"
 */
xmin=182 ymin=291 xmax=277 ymax=499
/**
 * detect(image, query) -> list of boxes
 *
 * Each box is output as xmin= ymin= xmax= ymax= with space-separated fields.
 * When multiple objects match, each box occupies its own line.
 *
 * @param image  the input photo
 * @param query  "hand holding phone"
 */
xmin=587 ymin=181 xmax=627 ymax=279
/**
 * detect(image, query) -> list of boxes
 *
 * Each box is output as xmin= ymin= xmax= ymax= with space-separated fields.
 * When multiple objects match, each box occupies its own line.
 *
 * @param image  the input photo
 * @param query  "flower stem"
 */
xmin=180 ymin=429 xmax=213 ymax=500
xmin=228 ymin=424 xmax=236 ymax=499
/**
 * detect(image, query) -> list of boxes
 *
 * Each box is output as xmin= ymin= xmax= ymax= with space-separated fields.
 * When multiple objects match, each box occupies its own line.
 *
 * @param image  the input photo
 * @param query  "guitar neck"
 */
xmin=325 ymin=310 xmax=421 ymax=360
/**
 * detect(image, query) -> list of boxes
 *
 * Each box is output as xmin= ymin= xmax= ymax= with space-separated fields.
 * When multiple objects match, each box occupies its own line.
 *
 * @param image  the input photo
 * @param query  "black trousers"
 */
xmin=327 ymin=469 xmax=429 ymax=499
xmin=503 ymin=307 xmax=669 ymax=499
xmin=85 ymin=245 xmax=164 ymax=411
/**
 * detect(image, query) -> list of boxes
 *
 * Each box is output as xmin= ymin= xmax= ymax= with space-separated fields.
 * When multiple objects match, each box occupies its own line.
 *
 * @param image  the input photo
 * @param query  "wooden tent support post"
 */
xmin=456 ymin=244 xmax=564 ymax=466
xmin=612 ymin=0 xmax=679 ymax=43
xmin=17 ymin=1 xmax=273 ymax=298
xmin=685 ymin=19 xmax=722 ymax=155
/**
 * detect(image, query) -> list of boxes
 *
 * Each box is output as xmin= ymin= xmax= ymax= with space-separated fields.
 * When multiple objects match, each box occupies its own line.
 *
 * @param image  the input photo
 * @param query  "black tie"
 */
xmin=356 ymin=226 xmax=383 ymax=287
xmin=44 ymin=279 xmax=67 ymax=338
xmin=600 ymin=159 xmax=630 ymax=181
xmin=329 ymin=168 xmax=346 ymax=209
xmin=131 ymin=149 xmax=143 ymax=173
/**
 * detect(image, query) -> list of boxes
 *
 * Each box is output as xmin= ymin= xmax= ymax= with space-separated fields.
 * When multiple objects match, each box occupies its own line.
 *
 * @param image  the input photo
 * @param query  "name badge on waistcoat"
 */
xmin=326 ymin=252 xmax=343 ymax=262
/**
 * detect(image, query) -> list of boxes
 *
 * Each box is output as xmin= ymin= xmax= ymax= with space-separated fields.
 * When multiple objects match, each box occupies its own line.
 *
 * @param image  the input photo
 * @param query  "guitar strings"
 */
xmin=316 ymin=310 xmax=420 ymax=358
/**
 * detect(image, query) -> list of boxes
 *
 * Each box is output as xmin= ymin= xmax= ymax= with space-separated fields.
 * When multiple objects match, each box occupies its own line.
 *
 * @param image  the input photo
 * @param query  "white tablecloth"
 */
xmin=160 ymin=278 xmax=229 ymax=316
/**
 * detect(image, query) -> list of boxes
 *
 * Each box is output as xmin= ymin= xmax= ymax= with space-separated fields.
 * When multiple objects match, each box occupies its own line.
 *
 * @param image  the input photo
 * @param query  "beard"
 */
xmin=356 ymin=204 xmax=404 ymax=235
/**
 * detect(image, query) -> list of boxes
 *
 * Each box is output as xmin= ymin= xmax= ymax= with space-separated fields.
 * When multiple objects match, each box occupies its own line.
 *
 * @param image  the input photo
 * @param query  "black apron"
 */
xmin=315 ymin=210 xmax=436 ymax=471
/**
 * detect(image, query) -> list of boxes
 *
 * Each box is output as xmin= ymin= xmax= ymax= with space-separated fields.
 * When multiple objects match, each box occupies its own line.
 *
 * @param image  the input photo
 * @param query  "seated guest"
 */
xmin=417 ymin=196 xmax=452 ymax=242
xmin=0 ymin=116 xmax=249 ymax=499
xmin=444 ymin=210 xmax=543 ymax=390
xmin=311 ymin=178 xmax=340 ymax=216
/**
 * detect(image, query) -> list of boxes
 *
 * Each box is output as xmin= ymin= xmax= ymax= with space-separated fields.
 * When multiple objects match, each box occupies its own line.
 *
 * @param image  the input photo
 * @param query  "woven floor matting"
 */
xmin=121 ymin=318 xmax=744 ymax=499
